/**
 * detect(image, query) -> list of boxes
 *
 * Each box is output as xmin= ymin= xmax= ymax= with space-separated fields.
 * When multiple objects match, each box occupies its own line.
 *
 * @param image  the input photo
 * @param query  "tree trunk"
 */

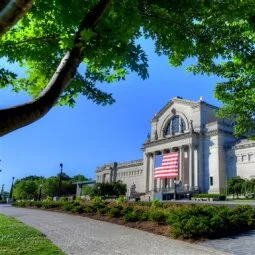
xmin=0 ymin=0 xmax=34 ymax=38
xmin=0 ymin=0 xmax=111 ymax=137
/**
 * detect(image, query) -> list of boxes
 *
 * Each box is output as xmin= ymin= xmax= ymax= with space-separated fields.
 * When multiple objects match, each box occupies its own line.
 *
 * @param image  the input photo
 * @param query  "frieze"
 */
xmin=142 ymin=132 xmax=199 ymax=149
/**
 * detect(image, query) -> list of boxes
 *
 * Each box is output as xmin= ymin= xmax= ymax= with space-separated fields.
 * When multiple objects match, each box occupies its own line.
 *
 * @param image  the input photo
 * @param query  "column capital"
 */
xmin=179 ymin=145 xmax=185 ymax=150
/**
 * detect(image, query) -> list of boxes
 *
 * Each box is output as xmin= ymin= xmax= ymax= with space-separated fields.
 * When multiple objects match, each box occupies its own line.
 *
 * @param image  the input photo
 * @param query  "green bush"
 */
xmin=124 ymin=211 xmax=140 ymax=222
xmin=91 ymin=196 xmax=105 ymax=212
xmin=97 ymin=206 xmax=110 ymax=215
xmin=151 ymin=199 xmax=164 ymax=208
xmin=42 ymin=201 xmax=59 ymax=209
xmin=167 ymin=205 xmax=255 ymax=239
xmin=33 ymin=201 xmax=43 ymax=208
xmin=61 ymin=202 xmax=75 ymax=211
xmin=71 ymin=205 xmax=86 ymax=214
xmin=116 ymin=196 xmax=126 ymax=206
xmin=193 ymin=193 xmax=226 ymax=200
xmin=108 ymin=207 xmax=122 ymax=218
xmin=60 ymin=197 xmax=68 ymax=202
xmin=149 ymin=209 xmax=168 ymax=224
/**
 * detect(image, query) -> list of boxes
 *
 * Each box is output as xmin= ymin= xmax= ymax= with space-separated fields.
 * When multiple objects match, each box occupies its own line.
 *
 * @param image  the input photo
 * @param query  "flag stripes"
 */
xmin=154 ymin=152 xmax=179 ymax=179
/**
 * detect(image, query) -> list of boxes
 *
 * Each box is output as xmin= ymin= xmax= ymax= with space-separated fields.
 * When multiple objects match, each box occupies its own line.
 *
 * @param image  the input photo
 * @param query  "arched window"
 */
xmin=164 ymin=115 xmax=187 ymax=135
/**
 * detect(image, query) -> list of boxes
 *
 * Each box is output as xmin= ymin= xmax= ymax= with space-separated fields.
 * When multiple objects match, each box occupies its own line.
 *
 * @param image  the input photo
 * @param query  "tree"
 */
xmin=13 ymin=179 xmax=40 ymax=199
xmin=1 ymin=1 xmax=255 ymax=137
xmin=91 ymin=181 xmax=126 ymax=197
xmin=72 ymin=174 xmax=88 ymax=182
xmin=227 ymin=176 xmax=246 ymax=198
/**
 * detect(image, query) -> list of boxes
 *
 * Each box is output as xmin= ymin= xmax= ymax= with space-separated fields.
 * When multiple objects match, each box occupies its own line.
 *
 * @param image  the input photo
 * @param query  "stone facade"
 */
xmin=96 ymin=97 xmax=255 ymax=198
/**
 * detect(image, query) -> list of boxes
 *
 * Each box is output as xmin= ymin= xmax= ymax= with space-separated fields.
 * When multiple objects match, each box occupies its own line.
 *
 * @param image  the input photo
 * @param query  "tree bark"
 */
xmin=0 ymin=0 xmax=112 ymax=137
xmin=0 ymin=0 xmax=34 ymax=38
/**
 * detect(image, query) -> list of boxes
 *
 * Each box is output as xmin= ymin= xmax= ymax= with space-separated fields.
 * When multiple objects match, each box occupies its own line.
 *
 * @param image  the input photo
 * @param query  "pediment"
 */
xmin=152 ymin=97 xmax=197 ymax=122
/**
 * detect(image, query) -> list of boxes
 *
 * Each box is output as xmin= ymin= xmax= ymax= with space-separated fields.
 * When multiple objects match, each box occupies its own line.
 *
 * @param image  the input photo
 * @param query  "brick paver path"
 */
xmin=0 ymin=206 xmax=229 ymax=255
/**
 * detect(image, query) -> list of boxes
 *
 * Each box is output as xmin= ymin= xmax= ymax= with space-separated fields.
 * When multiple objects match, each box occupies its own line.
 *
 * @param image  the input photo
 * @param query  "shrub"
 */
xmin=71 ymin=205 xmax=86 ymax=214
xmin=108 ymin=207 xmax=122 ymax=218
xmin=193 ymin=193 xmax=226 ymax=200
xmin=149 ymin=209 xmax=168 ymax=224
xmin=60 ymin=197 xmax=68 ymax=202
xmin=42 ymin=201 xmax=59 ymax=209
xmin=135 ymin=201 xmax=152 ymax=207
xmin=33 ymin=201 xmax=43 ymax=208
xmin=151 ymin=199 xmax=163 ymax=208
xmin=116 ymin=196 xmax=126 ymax=206
xmin=97 ymin=207 xmax=110 ymax=215
xmin=61 ymin=202 xmax=75 ymax=211
xmin=167 ymin=205 xmax=215 ymax=238
xmin=124 ymin=211 xmax=140 ymax=222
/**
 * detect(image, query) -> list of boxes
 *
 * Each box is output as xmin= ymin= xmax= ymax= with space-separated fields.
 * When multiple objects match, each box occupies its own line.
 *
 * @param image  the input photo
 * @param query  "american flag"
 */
xmin=154 ymin=152 xmax=179 ymax=179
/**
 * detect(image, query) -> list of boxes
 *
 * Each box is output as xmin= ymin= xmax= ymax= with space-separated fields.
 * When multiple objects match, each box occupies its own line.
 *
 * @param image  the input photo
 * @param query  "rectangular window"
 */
xmin=210 ymin=177 xmax=213 ymax=186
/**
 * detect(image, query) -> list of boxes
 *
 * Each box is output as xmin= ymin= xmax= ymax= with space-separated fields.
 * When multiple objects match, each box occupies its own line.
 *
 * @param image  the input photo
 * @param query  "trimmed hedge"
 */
xmin=193 ymin=193 xmax=226 ymax=200
xmin=13 ymin=199 xmax=255 ymax=240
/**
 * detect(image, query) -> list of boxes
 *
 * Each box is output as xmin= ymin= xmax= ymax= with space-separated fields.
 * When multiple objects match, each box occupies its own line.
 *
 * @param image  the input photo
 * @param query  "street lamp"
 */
xmin=38 ymin=184 xmax=43 ymax=201
xmin=8 ymin=177 xmax=15 ymax=202
xmin=57 ymin=163 xmax=63 ymax=197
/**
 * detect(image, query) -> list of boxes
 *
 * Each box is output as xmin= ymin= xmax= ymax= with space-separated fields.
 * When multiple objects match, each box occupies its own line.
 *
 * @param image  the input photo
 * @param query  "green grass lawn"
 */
xmin=0 ymin=214 xmax=65 ymax=255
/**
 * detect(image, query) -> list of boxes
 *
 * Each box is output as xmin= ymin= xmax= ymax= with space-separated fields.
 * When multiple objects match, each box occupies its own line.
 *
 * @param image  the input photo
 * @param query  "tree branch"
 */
xmin=0 ymin=0 xmax=112 ymax=136
xmin=0 ymin=0 xmax=34 ymax=38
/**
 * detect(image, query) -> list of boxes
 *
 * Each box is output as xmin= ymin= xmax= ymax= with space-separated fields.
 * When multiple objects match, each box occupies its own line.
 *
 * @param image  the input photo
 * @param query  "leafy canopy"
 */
xmin=2 ymin=0 xmax=255 ymax=136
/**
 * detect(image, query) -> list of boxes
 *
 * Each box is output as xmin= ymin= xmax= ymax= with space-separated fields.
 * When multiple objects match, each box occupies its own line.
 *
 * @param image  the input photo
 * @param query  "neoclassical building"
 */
xmin=96 ymin=97 xmax=255 ymax=199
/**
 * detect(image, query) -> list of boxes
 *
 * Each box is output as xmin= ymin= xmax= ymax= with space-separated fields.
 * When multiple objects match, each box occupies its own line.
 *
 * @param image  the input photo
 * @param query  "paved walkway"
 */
xmin=200 ymin=231 xmax=255 ymax=255
xmin=0 ymin=206 xmax=229 ymax=255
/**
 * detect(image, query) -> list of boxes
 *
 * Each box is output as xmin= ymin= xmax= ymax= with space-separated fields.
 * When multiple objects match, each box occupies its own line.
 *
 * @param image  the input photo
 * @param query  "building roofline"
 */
xmin=151 ymin=97 xmax=219 ymax=122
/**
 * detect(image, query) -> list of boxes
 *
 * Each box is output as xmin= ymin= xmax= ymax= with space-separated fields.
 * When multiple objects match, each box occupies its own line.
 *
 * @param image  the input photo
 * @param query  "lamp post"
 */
xmin=1 ymin=184 xmax=4 ymax=199
xmin=8 ymin=177 xmax=15 ymax=203
xmin=57 ymin=163 xmax=63 ymax=197
xmin=38 ymin=184 xmax=43 ymax=201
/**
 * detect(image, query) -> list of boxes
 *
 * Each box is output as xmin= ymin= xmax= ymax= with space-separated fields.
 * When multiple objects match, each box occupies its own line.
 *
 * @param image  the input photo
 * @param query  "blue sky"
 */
xmin=0 ymin=39 xmax=221 ymax=191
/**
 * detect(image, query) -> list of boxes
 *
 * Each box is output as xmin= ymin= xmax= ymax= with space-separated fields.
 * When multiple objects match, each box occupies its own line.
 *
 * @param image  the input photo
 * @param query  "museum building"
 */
xmin=96 ymin=97 xmax=255 ymax=199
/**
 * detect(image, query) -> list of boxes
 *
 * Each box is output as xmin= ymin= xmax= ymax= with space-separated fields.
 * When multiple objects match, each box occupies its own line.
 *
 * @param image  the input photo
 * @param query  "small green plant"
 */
xmin=60 ymin=197 xmax=68 ymax=202
xmin=151 ymin=199 xmax=163 ymax=208
xmin=116 ymin=196 xmax=126 ymax=206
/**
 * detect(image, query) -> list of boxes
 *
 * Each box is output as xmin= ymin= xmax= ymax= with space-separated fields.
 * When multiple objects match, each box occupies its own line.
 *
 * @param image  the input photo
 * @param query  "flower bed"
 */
xmin=13 ymin=198 xmax=255 ymax=240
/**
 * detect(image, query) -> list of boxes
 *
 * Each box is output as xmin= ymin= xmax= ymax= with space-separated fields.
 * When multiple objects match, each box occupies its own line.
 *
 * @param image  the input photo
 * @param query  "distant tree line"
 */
xmin=13 ymin=173 xmax=89 ymax=200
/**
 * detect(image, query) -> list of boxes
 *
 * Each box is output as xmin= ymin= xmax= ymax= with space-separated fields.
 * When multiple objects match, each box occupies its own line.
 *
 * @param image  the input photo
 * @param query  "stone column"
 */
xmin=189 ymin=144 xmax=194 ymax=190
xmin=149 ymin=153 xmax=155 ymax=192
xmin=143 ymin=153 xmax=149 ymax=193
xmin=194 ymin=145 xmax=198 ymax=189
xmin=179 ymin=145 xmax=184 ymax=183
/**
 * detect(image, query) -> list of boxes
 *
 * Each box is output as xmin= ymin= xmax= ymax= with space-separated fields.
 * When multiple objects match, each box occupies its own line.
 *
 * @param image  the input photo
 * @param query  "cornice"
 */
xmin=96 ymin=159 xmax=143 ymax=172
xmin=204 ymin=129 xmax=234 ymax=137
xmin=232 ymin=141 xmax=255 ymax=150
xmin=142 ymin=132 xmax=199 ymax=148
xmin=118 ymin=160 xmax=143 ymax=169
